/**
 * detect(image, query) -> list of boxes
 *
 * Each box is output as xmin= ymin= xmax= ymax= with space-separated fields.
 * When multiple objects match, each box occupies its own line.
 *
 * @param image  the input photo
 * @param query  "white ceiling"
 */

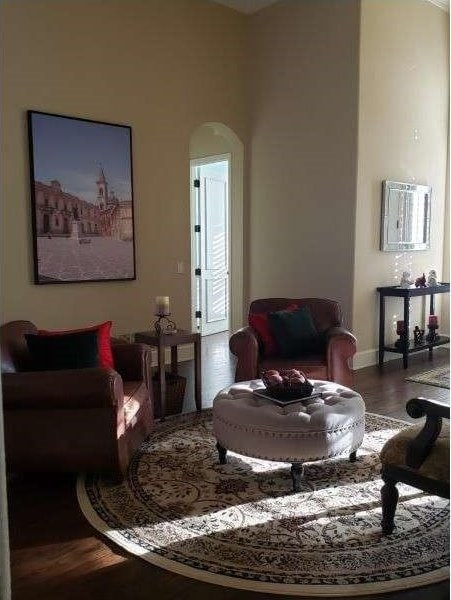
xmin=212 ymin=0 xmax=449 ymax=14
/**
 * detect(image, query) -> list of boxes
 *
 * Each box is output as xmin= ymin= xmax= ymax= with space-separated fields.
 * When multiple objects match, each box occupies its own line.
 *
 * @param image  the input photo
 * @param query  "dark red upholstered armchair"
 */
xmin=0 ymin=320 xmax=154 ymax=475
xmin=229 ymin=298 xmax=356 ymax=387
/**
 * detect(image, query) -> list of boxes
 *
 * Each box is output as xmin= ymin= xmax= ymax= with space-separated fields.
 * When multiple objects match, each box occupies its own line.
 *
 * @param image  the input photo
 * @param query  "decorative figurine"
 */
xmin=427 ymin=269 xmax=438 ymax=286
xmin=399 ymin=271 xmax=413 ymax=288
xmin=415 ymin=273 xmax=427 ymax=288
xmin=413 ymin=326 xmax=425 ymax=345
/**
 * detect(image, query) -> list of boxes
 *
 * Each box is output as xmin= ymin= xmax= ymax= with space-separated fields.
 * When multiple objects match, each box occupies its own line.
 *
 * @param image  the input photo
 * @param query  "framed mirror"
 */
xmin=380 ymin=180 xmax=431 ymax=251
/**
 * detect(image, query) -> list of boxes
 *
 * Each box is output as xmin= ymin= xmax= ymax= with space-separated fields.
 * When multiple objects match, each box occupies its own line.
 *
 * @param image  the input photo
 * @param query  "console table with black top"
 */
xmin=377 ymin=283 xmax=450 ymax=369
xmin=134 ymin=329 xmax=201 ymax=419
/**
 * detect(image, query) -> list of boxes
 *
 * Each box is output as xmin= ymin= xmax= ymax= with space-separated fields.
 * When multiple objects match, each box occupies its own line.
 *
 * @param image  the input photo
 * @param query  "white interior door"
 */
xmin=191 ymin=157 xmax=230 ymax=336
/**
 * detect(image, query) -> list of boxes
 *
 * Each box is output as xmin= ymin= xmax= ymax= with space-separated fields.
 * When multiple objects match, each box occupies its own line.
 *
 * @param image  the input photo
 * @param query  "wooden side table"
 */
xmin=134 ymin=329 xmax=202 ymax=419
xmin=377 ymin=283 xmax=450 ymax=369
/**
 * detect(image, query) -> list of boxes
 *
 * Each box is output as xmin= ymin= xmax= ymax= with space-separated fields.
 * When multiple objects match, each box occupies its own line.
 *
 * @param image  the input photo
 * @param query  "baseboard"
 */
xmin=352 ymin=349 xmax=399 ymax=370
xmin=352 ymin=349 xmax=377 ymax=370
xmin=353 ymin=336 xmax=450 ymax=370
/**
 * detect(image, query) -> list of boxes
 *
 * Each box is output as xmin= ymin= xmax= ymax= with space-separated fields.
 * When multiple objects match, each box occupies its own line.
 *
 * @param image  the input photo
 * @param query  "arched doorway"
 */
xmin=189 ymin=122 xmax=244 ymax=335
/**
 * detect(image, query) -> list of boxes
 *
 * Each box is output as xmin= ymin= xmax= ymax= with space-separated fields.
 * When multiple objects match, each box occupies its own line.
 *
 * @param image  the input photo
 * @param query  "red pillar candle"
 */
xmin=396 ymin=320 xmax=405 ymax=335
xmin=428 ymin=315 xmax=438 ymax=326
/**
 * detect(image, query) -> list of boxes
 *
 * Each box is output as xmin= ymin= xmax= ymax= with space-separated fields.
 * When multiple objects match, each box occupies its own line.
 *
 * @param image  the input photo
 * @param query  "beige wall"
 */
xmin=1 ymin=0 xmax=448 ymax=353
xmin=441 ymin=136 xmax=450 ymax=334
xmin=248 ymin=0 xmax=360 ymax=327
xmin=0 ymin=385 xmax=11 ymax=600
xmin=190 ymin=124 xmax=234 ymax=158
xmin=354 ymin=0 xmax=449 ymax=363
xmin=0 ymin=0 xmax=248 ymax=334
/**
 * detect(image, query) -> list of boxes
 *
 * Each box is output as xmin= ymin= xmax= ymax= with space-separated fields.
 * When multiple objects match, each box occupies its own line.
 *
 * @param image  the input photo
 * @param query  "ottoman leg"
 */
xmin=290 ymin=462 xmax=304 ymax=493
xmin=216 ymin=441 xmax=227 ymax=465
xmin=349 ymin=450 xmax=357 ymax=462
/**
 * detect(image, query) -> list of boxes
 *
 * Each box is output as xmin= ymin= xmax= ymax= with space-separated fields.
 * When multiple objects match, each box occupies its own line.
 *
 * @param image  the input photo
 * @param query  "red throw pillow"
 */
xmin=38 ymin=321 xmax=114 ymax=369
xmin=249 ymin=304 xmax=298 ymax=357
xmin=249 ymin=313 xmax=277 ymax=356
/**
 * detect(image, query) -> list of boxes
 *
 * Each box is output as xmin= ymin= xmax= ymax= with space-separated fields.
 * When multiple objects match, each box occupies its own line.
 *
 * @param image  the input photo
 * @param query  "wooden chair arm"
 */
xmin=406 ymin=397 xmax=450 ymax=420
xmin=406 ymin=397 xmax=449 ymax=469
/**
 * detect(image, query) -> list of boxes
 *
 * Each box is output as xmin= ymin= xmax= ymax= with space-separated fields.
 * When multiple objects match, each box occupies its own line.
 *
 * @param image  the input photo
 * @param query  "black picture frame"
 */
xmin=27 ymin=110 xmax=136 ymax=284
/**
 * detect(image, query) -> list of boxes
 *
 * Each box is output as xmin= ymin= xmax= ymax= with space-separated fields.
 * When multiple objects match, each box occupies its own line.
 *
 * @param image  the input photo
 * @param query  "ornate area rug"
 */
xmin=77 ymin=410 xmax=449 ymax=596
xmin=406 ymin=365 xmax=450 ymax=389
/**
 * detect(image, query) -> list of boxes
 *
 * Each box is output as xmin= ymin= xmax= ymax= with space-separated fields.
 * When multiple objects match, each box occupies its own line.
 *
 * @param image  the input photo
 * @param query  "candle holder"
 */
xmin=413 ymin=326 xmax=425 ymax=345
xmin=394 ymin=334 xmax=407 ymax=348
xmin=153 ymin=313 xmax=177 ymax=335
xmin=396 ymin=321 xmax=405 ymax=335
xmin=394 ymin=321 xmax=407 ymax=349
xmin=426 ymin=323 xmax=439 ymax=343
xmin=394 ymin=333 xmax=407 ymax=349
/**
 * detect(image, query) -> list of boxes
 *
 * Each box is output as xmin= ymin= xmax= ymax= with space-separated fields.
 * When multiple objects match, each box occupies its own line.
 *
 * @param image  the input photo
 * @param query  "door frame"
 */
xmin=190 ymin=153 xmax=231 ymax=335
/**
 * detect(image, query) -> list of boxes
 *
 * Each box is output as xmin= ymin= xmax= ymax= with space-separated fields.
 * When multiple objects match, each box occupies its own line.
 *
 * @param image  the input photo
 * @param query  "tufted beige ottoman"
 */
xmin=213 ymin=379 xmax=365 ymax=492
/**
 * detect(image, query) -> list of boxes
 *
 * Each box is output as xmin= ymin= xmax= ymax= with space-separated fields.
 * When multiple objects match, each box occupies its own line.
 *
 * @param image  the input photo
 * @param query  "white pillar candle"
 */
xmin=155 ymin=296 xmax=170 ymax=316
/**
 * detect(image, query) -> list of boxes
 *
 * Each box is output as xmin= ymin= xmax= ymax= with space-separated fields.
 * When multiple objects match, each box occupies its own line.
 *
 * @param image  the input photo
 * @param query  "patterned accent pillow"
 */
xmin=37 ymin=321 xmax=114 ymax=369
xmin=249 ymin=304 xmax=298 ymax=357
xmin=268 ymin=306 xmax=322 ymax=358
xmin=25 ymin=330 xmax=99 ymax=371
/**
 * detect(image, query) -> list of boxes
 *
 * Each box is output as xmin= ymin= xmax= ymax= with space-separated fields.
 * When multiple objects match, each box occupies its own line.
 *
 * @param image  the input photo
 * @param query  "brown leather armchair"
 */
xmin=229 ymin=298 xmax=356 ymax=387
xmin=0 ymin=320 xmax=154 ymax=475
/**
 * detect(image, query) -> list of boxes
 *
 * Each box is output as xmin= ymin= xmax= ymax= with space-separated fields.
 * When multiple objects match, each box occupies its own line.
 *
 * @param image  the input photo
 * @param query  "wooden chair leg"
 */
xmin=381 ymin=474 xmax=399 ymax=535
xmin=216 ymin=441 xmax=227 ymax=464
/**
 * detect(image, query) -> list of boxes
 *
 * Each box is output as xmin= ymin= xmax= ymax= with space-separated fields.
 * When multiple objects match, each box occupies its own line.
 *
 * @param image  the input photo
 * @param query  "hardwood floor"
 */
xmin=6 ymin=335 xmax=450 ymax=600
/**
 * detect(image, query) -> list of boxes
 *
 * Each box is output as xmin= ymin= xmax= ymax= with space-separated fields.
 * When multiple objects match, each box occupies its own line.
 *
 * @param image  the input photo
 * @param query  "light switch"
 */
xmin=177 ymin=261 xmax=185 ymax=274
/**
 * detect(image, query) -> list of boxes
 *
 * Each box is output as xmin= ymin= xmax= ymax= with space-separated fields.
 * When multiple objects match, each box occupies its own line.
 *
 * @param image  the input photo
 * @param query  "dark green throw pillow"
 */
xmin=25 ymin=330 xmax=99 ymax=371
xmin=268 ymin=306 xmax=322 ymax=358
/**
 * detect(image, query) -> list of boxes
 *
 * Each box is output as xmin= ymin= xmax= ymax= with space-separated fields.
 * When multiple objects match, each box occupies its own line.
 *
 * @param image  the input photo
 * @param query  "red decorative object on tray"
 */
xmin=261 ymin=369 xmax=314 ymax=399
xmin=415 ymin=273 xmax=427 ymax=288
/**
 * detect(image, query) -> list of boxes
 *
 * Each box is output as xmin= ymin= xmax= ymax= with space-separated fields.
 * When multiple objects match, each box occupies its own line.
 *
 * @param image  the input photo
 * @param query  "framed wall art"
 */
xmin=380 ymin=180 xmax=431 ymax=252
xmin=27 ymin=110 xmax=136 ymax=284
